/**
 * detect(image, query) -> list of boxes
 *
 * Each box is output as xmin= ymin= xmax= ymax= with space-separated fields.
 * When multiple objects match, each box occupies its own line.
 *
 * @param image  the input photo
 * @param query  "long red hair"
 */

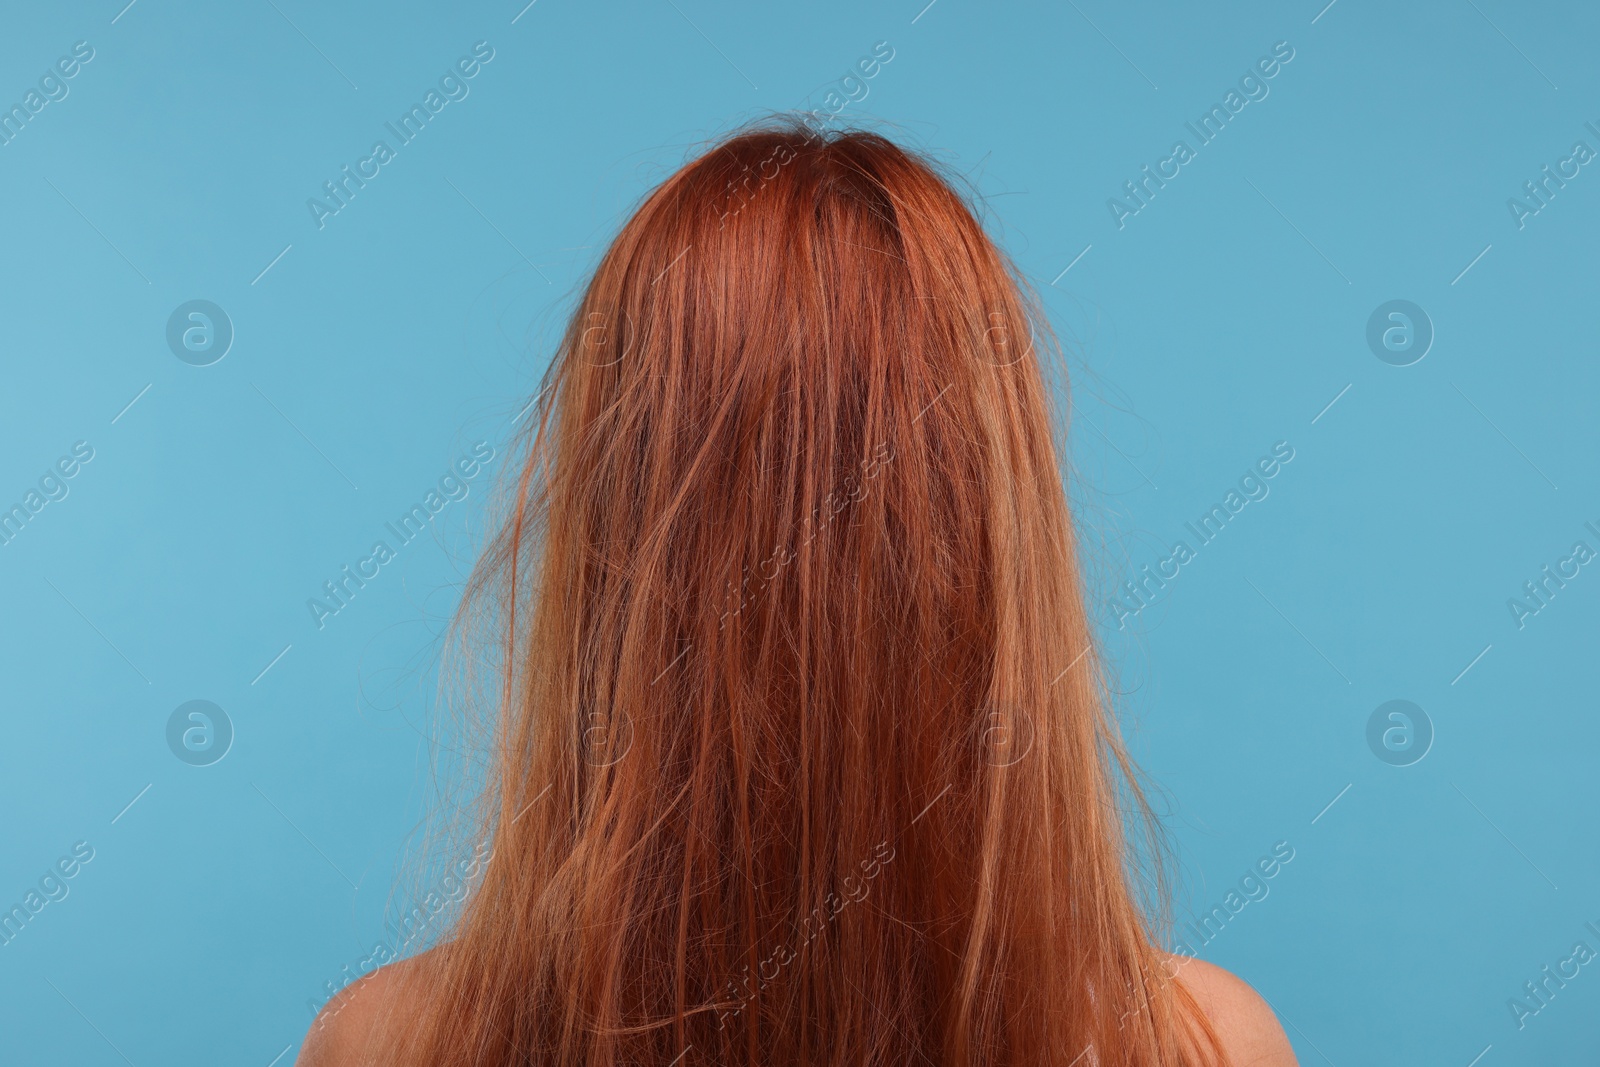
xmin=368 ymin=121 xmax=1222 ymax=1066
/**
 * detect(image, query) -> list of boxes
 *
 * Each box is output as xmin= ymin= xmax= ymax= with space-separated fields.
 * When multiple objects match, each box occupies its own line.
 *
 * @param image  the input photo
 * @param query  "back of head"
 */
xmin=369 ymin=121 xmax=1222 ymax=1067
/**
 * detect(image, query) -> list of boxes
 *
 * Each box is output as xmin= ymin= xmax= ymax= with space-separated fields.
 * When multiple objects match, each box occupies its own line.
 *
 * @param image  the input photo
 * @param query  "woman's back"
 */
xmin=298 ymin=949 xmax=1294 ymax=1065
xmin=296 ymin=123 xmax=1296 ymax=1067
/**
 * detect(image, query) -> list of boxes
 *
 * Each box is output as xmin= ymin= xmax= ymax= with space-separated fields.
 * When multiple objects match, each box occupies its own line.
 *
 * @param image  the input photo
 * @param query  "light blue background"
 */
xmin=2 ymin=1 xmax=1596 ymax=1063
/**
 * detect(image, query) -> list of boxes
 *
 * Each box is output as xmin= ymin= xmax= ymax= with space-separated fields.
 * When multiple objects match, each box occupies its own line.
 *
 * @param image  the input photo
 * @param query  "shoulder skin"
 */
xmin=1166 ymin=953 xmax=1299 ymax=1066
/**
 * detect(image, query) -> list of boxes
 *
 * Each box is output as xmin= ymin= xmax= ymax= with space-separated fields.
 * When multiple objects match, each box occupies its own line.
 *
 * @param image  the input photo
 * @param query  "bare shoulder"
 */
xmin=1165 ymin=954 xmax=1298 ymax=1066
xmin=295 ymin=951 xmax=436 ymax=1067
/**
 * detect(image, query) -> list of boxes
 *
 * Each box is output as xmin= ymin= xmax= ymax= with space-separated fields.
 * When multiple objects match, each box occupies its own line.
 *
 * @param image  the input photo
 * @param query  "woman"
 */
xmin=299 ymin=122 xmax=1296 ymax=1066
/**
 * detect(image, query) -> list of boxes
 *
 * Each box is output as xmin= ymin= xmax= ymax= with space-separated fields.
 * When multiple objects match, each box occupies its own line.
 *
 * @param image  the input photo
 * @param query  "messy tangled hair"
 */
xmin=359 ymin=120 xmax=1224 ymax=1066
